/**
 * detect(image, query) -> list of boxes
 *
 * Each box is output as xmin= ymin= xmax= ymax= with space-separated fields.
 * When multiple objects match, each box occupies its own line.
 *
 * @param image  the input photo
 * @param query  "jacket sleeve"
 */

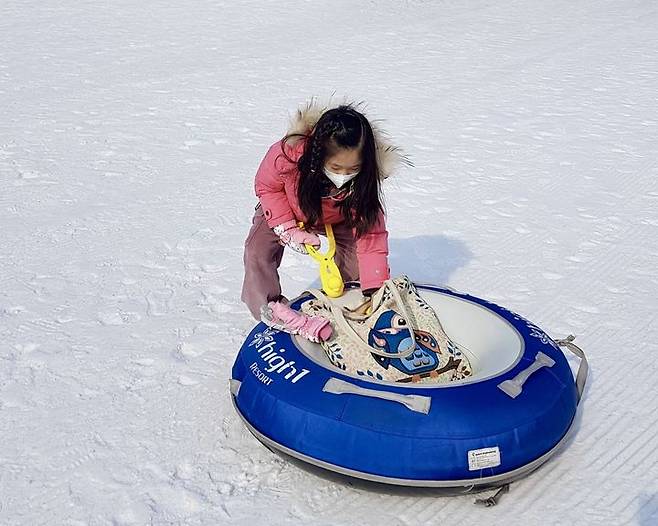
xmin=254 ymin=141 xmax=297 ymax=228
xmin=355 ymin=210 xmax=390 ymax=291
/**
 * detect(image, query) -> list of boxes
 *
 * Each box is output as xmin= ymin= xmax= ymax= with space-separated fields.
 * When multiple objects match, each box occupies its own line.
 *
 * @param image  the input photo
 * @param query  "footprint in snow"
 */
xmin=145 ymin=288 xmax=174 ymax=316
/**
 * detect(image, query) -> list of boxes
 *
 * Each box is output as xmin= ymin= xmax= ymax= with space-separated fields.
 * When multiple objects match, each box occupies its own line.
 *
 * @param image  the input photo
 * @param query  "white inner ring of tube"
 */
xmin=293 ymin=287 xmax=525 ymax=389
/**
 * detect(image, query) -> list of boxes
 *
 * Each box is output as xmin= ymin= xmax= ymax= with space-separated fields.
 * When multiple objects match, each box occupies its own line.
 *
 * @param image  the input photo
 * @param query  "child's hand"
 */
xmin=272 ymin=220 xmax=320 ymax=254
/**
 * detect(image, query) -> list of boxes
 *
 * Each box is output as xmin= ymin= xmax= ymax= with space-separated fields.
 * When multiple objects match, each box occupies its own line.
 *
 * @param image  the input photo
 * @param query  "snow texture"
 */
xmin=1 ymin=0 xmax=657 ymax=524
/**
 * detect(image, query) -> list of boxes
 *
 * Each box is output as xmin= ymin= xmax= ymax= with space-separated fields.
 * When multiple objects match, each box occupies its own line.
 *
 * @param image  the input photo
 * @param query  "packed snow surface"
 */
xmin=1 ymin=0 xmax=657 ymax=524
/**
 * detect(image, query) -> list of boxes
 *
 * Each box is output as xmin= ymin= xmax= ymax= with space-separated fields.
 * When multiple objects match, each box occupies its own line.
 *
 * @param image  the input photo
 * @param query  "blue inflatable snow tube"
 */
xmin=230 ymin=284 xmax=586 ymax=487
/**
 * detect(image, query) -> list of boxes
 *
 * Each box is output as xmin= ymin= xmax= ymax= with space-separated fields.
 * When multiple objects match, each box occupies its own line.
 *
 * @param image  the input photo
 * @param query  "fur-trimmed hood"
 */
xmin=284 ymin=98 xmax=411 ymax=179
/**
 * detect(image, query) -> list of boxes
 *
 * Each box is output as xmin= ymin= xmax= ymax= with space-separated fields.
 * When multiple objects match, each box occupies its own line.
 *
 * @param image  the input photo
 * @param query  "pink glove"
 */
xmin=272 ymin=220 xmax=320 ymax=254
xmin=262 ymin=301 xmax=333 ymax=343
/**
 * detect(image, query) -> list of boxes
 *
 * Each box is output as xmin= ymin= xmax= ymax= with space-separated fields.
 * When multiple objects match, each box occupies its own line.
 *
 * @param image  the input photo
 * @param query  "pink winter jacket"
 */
xmin=254 ymin=139 xmax=390 ymax=291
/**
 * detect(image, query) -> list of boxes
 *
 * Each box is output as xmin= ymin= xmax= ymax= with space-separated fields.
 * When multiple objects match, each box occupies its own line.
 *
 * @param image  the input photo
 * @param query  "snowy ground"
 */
xmin=1 ymin=0 xmax=657 ymax=524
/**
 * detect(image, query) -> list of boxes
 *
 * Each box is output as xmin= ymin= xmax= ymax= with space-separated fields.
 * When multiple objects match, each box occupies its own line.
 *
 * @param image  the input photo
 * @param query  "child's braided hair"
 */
xmin=281 ymin=105 xmax=383 ymax=237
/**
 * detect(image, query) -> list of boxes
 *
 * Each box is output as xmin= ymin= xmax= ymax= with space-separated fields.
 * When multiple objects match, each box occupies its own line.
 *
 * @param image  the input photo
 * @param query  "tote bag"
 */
xmin=301 ymin=276 xmax=473 ymax=384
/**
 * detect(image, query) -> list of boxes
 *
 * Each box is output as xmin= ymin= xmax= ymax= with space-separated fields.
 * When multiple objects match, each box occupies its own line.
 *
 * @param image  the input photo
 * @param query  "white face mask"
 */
xmin=324 ymin=167 xmax=359 ymax=189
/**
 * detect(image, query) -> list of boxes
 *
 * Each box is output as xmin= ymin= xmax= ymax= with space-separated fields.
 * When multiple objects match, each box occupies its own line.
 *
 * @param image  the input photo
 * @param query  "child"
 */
xmin=241 ymin=100 xmax=407 ymax=341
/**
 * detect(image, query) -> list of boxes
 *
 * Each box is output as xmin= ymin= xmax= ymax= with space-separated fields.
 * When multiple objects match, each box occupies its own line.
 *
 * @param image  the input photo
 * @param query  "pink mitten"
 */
xmin=261 ymin=301 xmax=333 ymax=343
xmin=272 ymin=220 xmax=320 ymax=254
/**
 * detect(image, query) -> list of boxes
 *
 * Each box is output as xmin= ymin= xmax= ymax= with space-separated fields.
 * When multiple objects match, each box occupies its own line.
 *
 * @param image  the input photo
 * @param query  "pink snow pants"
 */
xmin=241 ymin=205 xmax=359 ymax=319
